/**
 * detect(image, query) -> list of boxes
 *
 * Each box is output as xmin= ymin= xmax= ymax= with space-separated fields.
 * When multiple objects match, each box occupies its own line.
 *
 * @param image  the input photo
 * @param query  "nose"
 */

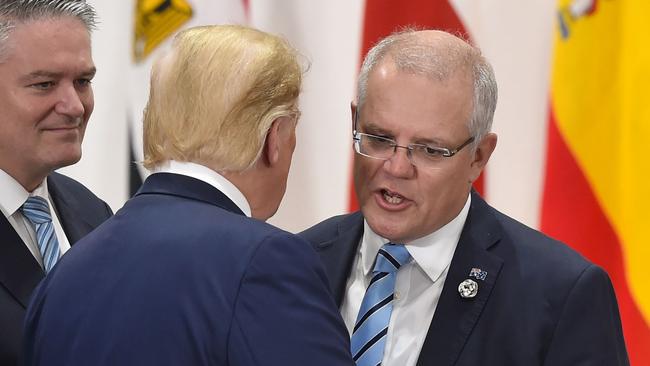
xmin=54 ymin=83 xmax=85 ymax=119
xmin=383 ymin=146 xmax=415 ymax=178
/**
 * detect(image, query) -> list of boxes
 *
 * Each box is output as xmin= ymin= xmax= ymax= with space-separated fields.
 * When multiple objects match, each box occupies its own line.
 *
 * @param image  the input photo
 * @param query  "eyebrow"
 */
xmin=20 ymin=67 xmax=97 ymax=82
xmin=361 ymin=121 xmax=392 ymax=136
xmin=362 ymin=120 xmax=450 ymax=146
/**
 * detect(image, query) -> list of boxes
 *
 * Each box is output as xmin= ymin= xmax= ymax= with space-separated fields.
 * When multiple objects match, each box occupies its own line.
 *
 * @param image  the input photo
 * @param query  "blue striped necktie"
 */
xmin=21 ymin=196 xmax=61 ymax=274
xmin=351 ymin=243 xmax=412 ymax=366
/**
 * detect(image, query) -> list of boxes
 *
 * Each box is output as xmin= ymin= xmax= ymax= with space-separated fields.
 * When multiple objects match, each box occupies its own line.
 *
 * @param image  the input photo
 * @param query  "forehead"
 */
xmin=1 ymin=17 xmax=93 ymax=71
xmin=361 ymin=63 xmax=473 ymax=142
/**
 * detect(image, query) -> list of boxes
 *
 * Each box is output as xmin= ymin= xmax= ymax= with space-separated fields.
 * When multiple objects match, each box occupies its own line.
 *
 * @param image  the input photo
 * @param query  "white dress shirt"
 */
xmin=0 ymin=169 xmax=71 ymax=269
xmin=341 ymin=194 xmax=471 ymax=366
xmin=151 ymin=160 xmax=252 ymax=217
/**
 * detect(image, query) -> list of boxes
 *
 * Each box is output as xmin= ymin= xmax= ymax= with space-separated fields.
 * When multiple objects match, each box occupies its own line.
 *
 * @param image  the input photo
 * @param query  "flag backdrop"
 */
xmin=127 ymin=0 xmax=248 ymax=193
xmin=542 ymin=1 xmax=650 ymax=364
xmin=65 ymin=2 xmax=647 ymax=361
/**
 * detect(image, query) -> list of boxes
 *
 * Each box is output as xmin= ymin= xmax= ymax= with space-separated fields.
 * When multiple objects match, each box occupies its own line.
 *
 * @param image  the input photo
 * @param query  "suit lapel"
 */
xmin=314 ymin=212 xmax=364 ymax=306
xmin=0 ymin=215 xmax=44 ymax=308
xmin=48 ymin=173 xmax=98 ymax=244
xmin=135 ymin=173 xmax=245 ymax=216
xmin=417 ymin=193 xmax=504 ymax=366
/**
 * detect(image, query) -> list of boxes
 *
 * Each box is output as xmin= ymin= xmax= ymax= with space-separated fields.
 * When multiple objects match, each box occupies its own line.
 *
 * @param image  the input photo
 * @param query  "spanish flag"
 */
xmin=542 ymin=1 xmax=650 ymax=364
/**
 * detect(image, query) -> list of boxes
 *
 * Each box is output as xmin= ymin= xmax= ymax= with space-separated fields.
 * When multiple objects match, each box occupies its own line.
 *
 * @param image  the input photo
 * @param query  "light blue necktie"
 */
xmin=351 ymin=243 xmax=412 ymax=366
xmin=21 ymin=196 xmax=61 ymax=274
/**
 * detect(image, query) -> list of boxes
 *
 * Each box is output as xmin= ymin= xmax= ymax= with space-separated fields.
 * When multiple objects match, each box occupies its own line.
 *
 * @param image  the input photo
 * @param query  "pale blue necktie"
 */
xmin=21 ymin=196 xmax=61 ymax=274
xmin=351 ymin=243 xmax=412 ymax=366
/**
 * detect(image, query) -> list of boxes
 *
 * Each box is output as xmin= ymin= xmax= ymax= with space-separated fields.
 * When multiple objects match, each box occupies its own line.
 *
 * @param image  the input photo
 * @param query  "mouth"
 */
xmin=374 ymin=188 xmax=411 ymax=211
xmin=46 ymin=126 xmax=79 ymax=131
xmin=383 ymin=189 xmax=404 ymax=204
xmin=43 ymin=117 xmax=84 ymax=131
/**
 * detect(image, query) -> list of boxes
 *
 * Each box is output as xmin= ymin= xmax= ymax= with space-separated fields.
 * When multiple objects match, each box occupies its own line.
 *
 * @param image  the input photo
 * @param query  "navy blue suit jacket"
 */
xmin=0 ymin=172 xmax=112 ymax=366
xmin=299 ymin=192 xmax=629 ymax=366
xmin=23 ymin=173 xmax=354 ymax=366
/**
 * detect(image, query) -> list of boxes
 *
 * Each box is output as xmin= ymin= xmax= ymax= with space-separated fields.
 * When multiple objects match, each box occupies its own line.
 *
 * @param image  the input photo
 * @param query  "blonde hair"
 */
xmin=143 ymin=24 xmax=303 ymax=171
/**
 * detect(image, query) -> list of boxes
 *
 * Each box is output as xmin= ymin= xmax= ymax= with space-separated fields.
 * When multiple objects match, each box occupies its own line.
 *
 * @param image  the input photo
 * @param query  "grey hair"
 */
xmin=357 ymin=29 xmax=498 ymax=145
xmin=0 ymin=0 xmax=96 ymax=60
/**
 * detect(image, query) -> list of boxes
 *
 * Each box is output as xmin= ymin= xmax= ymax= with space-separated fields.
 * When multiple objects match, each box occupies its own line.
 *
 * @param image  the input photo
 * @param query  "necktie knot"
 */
xmin=21 ymin=196 xmax=53 ymax=225
xmin=373 ymin=243 xmax=411 ymax=274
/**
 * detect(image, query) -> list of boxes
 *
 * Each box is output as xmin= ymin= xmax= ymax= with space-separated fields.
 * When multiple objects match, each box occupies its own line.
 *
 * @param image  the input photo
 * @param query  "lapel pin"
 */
xmin=469 ymin=267 xmax=488 ymax=281
xmin=458 ymin=279 xmax=478 ymax=299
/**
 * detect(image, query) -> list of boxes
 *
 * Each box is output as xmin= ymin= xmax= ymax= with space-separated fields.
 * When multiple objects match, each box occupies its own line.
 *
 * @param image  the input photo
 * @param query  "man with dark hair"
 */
xmin=0 ymin=1 xmax=112 ymax=365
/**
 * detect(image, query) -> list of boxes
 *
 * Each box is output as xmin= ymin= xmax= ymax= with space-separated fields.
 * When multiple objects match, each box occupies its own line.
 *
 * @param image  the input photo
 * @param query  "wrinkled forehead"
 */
xmin=360 ymin=70 xmax=473 ymax=141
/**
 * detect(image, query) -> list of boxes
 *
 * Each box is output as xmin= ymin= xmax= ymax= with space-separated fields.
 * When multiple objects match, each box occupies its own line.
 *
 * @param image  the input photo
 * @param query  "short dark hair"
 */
xmin=0 ymin=0 xmax=97 ymax=60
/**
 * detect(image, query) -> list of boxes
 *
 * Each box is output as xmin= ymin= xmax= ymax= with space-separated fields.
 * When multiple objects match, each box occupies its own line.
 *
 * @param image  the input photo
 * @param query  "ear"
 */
xmin=469 ymin=133 xmax=497 ymax=182
xmin=262 ymin=119 xmax=283 ymax=167
xmin=350 ymin=101 xmax=358 ymax=132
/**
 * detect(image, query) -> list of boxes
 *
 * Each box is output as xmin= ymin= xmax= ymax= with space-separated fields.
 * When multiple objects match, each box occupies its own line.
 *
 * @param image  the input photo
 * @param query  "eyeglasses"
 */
xmin=352 ymin=111 xmax=475 ymax=168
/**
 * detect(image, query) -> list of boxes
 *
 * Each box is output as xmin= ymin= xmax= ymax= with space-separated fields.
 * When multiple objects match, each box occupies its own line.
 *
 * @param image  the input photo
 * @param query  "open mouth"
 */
xmin=382 ymin=189 xmax=405 ymax=204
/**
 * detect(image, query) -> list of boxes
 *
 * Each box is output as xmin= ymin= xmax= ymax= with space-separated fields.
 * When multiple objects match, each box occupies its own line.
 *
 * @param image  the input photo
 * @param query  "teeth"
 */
xmin=383 ymin=191 xmax=404 ymax=204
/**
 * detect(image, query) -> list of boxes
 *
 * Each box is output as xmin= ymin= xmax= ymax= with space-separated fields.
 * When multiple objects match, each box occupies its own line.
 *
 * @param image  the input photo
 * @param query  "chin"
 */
xmin=365 ymin=213 xmax=408 ymax=243
xmin=47 ymin=151 xmax=82 ymax=171
xmin=62 ymin=152 xmax=82 ymax=166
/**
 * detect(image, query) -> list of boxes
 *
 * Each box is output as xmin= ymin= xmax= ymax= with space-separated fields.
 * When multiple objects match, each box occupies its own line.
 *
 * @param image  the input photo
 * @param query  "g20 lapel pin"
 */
xmin=458 ymin=279 xmax=478 ymax=299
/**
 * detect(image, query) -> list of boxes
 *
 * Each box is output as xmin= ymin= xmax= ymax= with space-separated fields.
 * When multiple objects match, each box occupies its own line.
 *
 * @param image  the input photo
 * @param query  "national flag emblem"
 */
xmin=133 ymin=0 xmax=193 ymax=63
xmin=469 ymin=267 xmax=487 ymax=281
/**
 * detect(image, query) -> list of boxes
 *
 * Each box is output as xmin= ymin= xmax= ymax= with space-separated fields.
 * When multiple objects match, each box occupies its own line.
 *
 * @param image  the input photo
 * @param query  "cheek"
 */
xmin=83 ymin=91 xmax=95 ymax=117
xmin=289 ymin=134 xmax=296 ymax=154
xmin=418 ymin=165 xmax=465 ymax=197
xmin=353 ymin=158 xmax=371 ymax=194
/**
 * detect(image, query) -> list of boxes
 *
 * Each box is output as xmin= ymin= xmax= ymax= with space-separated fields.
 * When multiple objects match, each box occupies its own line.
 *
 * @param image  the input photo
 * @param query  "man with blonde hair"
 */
xmin=23 ymin=25 xmax=354 ymax=366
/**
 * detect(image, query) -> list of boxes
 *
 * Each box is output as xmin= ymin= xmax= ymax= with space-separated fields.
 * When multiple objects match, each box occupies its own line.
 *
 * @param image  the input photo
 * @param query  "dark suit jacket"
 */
xmin=23 ymin=173 xmax=354 ymax=366
xmin=0 ymin=172 xmax=112 ymax=366
xmin=299 ymin=192 xmax=630 ymax=366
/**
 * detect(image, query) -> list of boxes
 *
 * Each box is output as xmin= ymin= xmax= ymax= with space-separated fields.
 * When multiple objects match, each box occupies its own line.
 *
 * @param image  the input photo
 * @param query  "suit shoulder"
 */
xmin=48 ymin=172 xmax=112 ymax=215
xmin=299 ymin=212 xmax=362 ymax=244
xmin=489 ymin=205 xmax=594 ymax=277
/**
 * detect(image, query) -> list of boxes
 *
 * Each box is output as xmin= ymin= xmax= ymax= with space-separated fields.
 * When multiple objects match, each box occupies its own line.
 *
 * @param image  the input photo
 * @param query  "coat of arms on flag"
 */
xmin=133 ymin=0 xmax=194 ymax=63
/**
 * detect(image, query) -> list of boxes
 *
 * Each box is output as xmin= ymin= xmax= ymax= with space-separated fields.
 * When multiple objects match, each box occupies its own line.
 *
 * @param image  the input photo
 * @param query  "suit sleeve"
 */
xmin=543 ymin=264 xmax=630 ymax=365
xmin=227 ymin=232 xmax=354 ymax=366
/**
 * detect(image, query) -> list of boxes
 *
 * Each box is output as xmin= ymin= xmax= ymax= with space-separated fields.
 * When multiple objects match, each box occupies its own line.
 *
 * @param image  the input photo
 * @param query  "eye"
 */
xmin=30 ymin=81 xmax=55 ymax=90
xmin=423 ymin=146 xmax=446 ymax=157
xmin=367 ymin=135 xmax=387 ymax=145
xmin=75 ymin=78 xmax=93 ymax=88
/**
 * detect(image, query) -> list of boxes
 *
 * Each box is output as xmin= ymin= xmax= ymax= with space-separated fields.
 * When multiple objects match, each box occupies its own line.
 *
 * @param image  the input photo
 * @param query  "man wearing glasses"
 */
xmin=300 ymin=29 xmax=629 ymax=365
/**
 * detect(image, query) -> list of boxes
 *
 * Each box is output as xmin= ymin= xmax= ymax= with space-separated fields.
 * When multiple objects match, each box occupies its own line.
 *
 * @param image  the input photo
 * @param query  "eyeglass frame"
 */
xmin=352 ymin=109 xmax=475 ymax=164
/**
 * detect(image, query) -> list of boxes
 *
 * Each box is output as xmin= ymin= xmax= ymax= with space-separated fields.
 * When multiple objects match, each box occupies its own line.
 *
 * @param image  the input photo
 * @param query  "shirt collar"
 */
xmin=360 ymin=193 xmax=471 ymax=283
xmin=151 ymin=160 xmax=252 ymax=217
xmin=0 ymin=169 xmax=50 ymax=218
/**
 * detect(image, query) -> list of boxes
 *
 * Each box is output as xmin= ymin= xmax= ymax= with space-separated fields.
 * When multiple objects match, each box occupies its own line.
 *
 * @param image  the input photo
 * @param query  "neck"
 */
xmin=0 ymin=165 xmax=47 ymax=192
xmin=222 ymin=168 xmax=274 ymax=221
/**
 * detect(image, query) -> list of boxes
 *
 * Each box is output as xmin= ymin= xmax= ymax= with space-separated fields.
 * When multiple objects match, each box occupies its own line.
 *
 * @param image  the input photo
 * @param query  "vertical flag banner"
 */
xmin=128 ymin=0 xmax=247 ymax=195
xmin=542 ymin=1 xmax=650 ymax=364
xmin=349 ymin=0 xmax=480 ymax=212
